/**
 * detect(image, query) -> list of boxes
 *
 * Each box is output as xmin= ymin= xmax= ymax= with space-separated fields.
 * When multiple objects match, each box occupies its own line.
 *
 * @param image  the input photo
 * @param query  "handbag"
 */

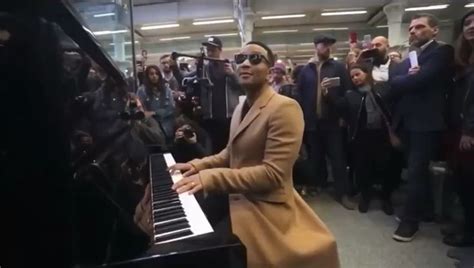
xmin=368 ymin=91 xmax=402 ymax=150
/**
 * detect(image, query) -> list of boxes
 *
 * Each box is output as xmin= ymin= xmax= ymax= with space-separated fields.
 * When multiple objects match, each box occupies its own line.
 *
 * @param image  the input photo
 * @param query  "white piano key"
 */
xmin=151 ymin=153 xmax=214 ymax=245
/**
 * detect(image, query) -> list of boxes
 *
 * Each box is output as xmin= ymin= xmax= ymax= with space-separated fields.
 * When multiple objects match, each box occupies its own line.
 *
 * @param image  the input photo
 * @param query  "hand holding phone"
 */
xmin=408 ymin=51 xmax=418 ymax=67
xmin=321 ymin=77 xmax=340 ymax=89
xmin=363 ymin=34 xmax=372 ymax=49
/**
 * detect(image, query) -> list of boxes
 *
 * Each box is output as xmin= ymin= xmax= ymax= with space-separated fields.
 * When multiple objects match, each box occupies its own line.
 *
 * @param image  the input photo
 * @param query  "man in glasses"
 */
xmin=170 ymin=41 xmax=340 ymax=268
xmin=199 ymin=36 xmax=242 ymax=154
xmin=297 ymin=34 xmax=355 ymax=210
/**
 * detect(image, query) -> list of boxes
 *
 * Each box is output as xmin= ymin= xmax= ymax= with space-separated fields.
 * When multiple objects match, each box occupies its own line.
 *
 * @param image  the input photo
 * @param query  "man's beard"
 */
xmin=317 ymin=52 xmax=330 ymax=61
xmin=373 ymin=51 xmax=388 ymax=65
xmin=410 ymin=36 xmax=429 ymax=48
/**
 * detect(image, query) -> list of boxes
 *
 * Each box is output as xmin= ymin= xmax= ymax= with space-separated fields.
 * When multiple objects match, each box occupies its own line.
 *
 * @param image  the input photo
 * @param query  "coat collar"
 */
xmin=229 ymin=87 xmax=275 ymax=144
xmin=419 ymin=39 xmax=438 ymax=58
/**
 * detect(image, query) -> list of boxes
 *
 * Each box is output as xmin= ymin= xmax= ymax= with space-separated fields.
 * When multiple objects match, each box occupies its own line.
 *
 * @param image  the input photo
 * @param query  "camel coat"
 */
xmin=189 ymin=88 xmax=340 ymax=268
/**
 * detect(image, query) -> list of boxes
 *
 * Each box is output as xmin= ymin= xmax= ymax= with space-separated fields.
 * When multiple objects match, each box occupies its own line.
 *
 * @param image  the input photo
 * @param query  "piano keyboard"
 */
xmin=149 ymin=153 xmax=214 ymax=244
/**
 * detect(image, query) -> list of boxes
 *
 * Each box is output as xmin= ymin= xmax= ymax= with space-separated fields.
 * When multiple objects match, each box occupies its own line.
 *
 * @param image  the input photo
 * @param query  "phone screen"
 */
xmin=327 ymin=77 xmax=340 ymax=87
xmin=363 ymin=34 xmax=372 ymax=49
xmin=349 ymin=32 xmax=357 ymax=44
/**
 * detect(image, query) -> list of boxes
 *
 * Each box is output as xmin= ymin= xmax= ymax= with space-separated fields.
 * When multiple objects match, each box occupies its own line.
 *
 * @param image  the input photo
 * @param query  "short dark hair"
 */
xmin=412 ymin=13 xmax=439 ymax=28
xmin=245 ymin=41 xmax=275 ymax=66
xmin=160 ymin=54 xmax=171 ymax=61
xmin=388 ymin=49 xmax=402 ymax=57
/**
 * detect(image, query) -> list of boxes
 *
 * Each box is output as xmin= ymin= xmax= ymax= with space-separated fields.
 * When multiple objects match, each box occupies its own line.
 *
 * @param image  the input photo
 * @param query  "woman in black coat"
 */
xmin=327 ymin=63 xmax=399 ymax=214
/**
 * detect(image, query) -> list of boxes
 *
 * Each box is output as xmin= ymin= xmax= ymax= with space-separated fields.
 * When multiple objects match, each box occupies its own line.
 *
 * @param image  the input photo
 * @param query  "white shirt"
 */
xmin=372 ymin=59 xmax=391 ymax=82
xmin=420 ymin=39 xmax=435 ymax=52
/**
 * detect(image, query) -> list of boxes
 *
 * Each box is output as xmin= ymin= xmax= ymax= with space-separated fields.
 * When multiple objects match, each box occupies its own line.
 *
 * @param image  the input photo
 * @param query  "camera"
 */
xmin=181 ymin=125 xmax=195 ymax=139
xmin=120 ymin=98 xmax=144 ymax=121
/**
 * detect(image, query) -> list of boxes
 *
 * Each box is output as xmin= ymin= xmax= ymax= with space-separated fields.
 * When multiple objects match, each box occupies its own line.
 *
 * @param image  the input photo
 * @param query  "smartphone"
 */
xmin=408 ymin=51 xmax=418 ymax=67
xmin=349 ymin=32 xmax=358 ymax=44
xmin=363 ymin=34 xmax=372 ymax=49
xmin=358 ymin=48 xmax=378 ymax=59
xmin=326 ymin=77 xmax=340 ymax=87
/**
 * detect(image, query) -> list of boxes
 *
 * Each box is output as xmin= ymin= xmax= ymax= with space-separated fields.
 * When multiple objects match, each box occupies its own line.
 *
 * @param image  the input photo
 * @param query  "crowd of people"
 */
xmin=72 ymin=10 xmax=474 ymax=268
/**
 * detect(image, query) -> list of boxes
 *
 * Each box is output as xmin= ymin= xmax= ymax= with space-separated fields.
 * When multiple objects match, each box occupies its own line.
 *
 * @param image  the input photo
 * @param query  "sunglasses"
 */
xmin=234 ymin=53 xmax=269 ymax=65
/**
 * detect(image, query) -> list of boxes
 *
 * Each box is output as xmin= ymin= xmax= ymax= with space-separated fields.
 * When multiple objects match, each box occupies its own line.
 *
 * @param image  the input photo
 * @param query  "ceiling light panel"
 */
xmin=140 ymin=23 xmax=180 ymax=30
xmin=160 ymin=36 xmax=191 ymax=41
xmin=261 ymin=14 xmax=306 ymax=20
xmin=321 ymin=10 xmax=367 ymax=16
xmin=263 ymin=29 xmax=298 ymax=34
xmin=405 ymin=4 xmax=449 ymax=11
xmin=192 ymin=19 xmax=234 ymax=25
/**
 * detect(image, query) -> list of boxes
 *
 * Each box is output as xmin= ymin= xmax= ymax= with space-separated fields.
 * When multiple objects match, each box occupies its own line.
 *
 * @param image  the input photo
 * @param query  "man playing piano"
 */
xmin=169 ymin=41 xmax=340 ymax=268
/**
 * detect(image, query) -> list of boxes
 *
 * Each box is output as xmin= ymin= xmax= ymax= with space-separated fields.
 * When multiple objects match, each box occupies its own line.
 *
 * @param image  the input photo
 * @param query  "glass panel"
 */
xmin=69 ymin=0 xmax=139 ymax=91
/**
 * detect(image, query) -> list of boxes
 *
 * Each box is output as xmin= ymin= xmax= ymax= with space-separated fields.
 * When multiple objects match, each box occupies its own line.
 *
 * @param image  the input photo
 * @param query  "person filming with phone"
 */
xmin=298 ymin=34 xmax=355 ymax=209
xmin=325 ymin=64 xmax=399 ymax=215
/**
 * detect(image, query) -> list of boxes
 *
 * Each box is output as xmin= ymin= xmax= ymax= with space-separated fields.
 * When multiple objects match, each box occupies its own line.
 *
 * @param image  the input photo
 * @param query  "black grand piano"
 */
xmin=0 ymin=1 xmax=245 ymax=267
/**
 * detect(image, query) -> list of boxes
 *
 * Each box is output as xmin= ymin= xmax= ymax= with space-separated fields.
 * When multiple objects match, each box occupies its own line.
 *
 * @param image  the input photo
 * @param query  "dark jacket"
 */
xmin=388 ymin=41 xmax=455 ymax=132
xmin=187 ymin=61 xmax=243 ymax=120
xmin=449 ymin=68 xmax=474 ymax=136
xmin=298 ymin=59 xmax=352 ymax=130
xmin=279 ymin=83 xmax=301 ymax=104
xmin=330 ymin=84 xmax=392 ymax=141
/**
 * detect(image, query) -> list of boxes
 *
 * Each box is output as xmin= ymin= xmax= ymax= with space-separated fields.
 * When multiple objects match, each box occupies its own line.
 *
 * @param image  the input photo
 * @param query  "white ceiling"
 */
xmin=72 ymin=0 xmax=470 ymax=65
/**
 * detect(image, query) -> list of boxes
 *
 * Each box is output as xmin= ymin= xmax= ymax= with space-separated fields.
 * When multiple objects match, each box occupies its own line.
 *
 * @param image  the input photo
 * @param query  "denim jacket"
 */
xmin=137 ymin=85 xmax=175 ymax=138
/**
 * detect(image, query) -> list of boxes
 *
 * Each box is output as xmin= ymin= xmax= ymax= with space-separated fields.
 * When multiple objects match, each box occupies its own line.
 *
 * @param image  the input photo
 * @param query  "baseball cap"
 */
xmin=202 ymin=36 xmax=223 ymax=49
xmin=313 ymin=34 xmax=337 ymax=45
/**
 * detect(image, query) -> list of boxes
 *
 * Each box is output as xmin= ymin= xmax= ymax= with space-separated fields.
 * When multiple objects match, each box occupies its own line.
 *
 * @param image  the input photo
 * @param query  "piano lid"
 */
xmin=3 ymin=0 xmax=130 ymax=87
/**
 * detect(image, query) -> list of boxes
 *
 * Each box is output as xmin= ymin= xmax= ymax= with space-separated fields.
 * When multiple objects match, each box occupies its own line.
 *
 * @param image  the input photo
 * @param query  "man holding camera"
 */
xmin=199 ymin=36 xmax=242 ymax=153
xmin=298 ymin=34 xmax=355 ymax=209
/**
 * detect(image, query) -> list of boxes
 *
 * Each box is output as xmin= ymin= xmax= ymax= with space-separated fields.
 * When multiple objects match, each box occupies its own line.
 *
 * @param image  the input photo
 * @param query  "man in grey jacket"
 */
xmin=199 ymin=36 xmax=242 ymax=153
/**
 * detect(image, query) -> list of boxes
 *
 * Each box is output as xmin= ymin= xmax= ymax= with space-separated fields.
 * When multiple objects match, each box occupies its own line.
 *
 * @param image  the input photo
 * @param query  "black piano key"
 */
xmin=155 ymin=211 xmax=186 ymax=222
xmin=154 ymin=217 xmax=188 ymax=231
xmin=153 ymin=205 xmax=182 ymax=214
xmin=153 ymin=195 xmax=179 ymax=203
xmin=155 ymin=229 xmax=193 ymax=243
xmin=152 ymin=181 xmax=173 ymax=187
xmin=152 ymin=203 xmax=181 ymax=212
xmin=153 ymin=187 xmax=175 ymax=194
xmin=154 ymin=206 xmax=184 ymax=216
xmin=154 ymin=215 xmax=187 ymax=227
xmin=152 ymin=187 xmax=176 ymax=193
xmin=155 ymin=222 xmax=190 ymax=235
xmin=153 ymin=191 xmax=175 ymax=198
xmin=154 ymin=200 xmax=181 ymax=209
xmin=153 ymin=193 xmax=179 ymax=201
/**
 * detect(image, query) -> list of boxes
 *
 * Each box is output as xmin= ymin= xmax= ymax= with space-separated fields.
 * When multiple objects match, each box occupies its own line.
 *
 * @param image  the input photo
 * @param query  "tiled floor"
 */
xmin=306 ymin=193 xmax=456 ymax=268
